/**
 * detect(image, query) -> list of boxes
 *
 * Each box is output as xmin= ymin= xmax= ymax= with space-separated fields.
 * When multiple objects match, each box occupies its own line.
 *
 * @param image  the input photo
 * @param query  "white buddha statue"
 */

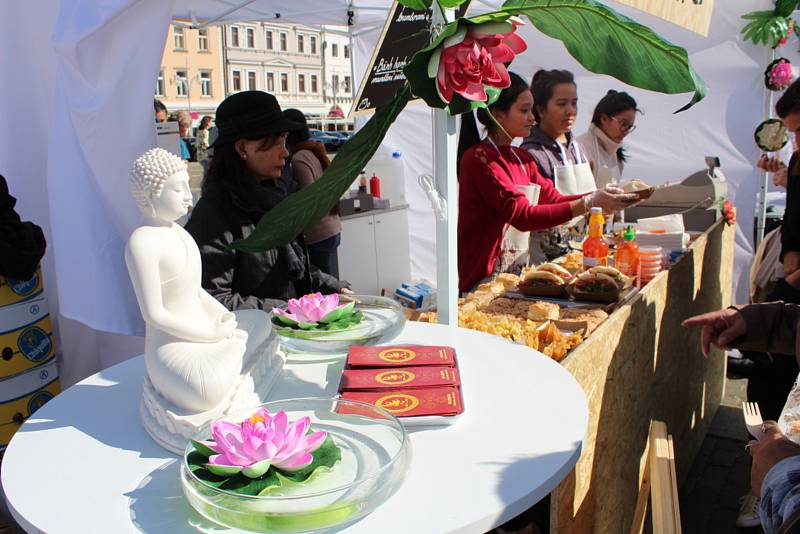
xmin=125 ymin=148 xmax=283 ymax=454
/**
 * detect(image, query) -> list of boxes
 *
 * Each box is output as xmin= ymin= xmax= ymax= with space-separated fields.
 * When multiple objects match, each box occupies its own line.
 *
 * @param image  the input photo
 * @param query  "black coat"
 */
xmin=185 ymin=184 xmax=346 ymax=311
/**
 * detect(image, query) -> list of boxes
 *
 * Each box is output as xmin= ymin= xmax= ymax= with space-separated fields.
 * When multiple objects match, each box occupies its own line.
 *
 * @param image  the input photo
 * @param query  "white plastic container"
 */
xmin=364 ymin=147 xmax=406 ymax=206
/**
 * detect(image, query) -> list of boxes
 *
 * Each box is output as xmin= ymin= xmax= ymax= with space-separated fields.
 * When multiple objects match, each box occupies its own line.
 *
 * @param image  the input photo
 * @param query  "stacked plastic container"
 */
xmin=639 ymin=246 xmax=664 ymax=285
xmin=0 ymin=268 xmax=60 ymax=457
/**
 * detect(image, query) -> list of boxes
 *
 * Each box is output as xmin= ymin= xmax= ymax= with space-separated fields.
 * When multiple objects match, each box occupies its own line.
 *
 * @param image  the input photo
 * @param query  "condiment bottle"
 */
xmin=369 ymin=173 xmax=381 ymax=198
xmin=583 ymin=207 xmax=609 ymax=268
xmin=358 ymin=171 xmax=368 ymax=195
xmin=615 ymin=225 xmax=640 ymax=277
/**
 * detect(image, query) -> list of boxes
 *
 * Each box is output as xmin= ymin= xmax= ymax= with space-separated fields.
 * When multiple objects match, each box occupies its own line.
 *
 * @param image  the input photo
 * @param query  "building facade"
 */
xmin=223 ymin=22 xmax=353 ymax=130
xmin=156 ymin=25 xmax=224 ymax=118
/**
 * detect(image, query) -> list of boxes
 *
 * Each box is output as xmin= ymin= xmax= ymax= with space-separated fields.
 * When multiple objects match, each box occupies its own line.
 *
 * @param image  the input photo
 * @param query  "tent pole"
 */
xmin=432 ymin=6 xmax=458 ymax=326
xmin=756 ymin=48 xmax=777 ymax=248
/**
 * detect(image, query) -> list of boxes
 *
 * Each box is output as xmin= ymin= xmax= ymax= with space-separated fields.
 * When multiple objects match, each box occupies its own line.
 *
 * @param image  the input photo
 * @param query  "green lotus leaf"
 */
xmin=320 ymin=301 xmax=356 ymax=324
xmin=297 ymin=321 xmax=319 ymax=330
xmin=242 ymin=459 xmax=272 ymax=479
xmin=191 ymin=439 xmax=216 ymax=458
xmin=396 ymin=0 xmax=431 ymax=9
xmin=275 ymin=314 xmax=300 ymax=327
xmin=206 ymin=463 xmax=243 ymax=477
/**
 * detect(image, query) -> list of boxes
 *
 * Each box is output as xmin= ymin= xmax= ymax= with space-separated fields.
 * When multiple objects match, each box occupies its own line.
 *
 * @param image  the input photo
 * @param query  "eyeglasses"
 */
xmin=611 ymin=115 xmax=636 ymax=133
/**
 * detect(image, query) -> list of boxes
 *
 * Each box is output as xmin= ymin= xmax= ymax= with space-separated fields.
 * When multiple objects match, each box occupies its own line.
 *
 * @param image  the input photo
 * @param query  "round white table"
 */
xmin=1 ymin=322 xmax=587 ymax=534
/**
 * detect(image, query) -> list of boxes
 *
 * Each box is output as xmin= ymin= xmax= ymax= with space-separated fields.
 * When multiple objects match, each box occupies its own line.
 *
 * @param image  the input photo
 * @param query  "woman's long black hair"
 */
xmin=457 ymin=71 xmax=529 ymax=176
xmin=590 ymin=90 xmax=640 ymax=163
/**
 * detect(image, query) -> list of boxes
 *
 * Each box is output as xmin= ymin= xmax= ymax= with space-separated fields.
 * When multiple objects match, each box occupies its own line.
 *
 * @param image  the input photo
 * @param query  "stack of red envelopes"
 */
xmin=338 ymin=345 xmax=464 ymax=418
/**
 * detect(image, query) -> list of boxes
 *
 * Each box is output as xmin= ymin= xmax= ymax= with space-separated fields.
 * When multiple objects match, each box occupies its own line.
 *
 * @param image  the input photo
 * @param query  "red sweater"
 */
xmin=458 ymin=142 xmax=583 ymax=292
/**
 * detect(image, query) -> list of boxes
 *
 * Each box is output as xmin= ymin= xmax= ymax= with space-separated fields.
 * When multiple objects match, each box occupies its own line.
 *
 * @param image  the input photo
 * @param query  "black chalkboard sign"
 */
xmin=350 ymin=1 xmax=471 ymax=116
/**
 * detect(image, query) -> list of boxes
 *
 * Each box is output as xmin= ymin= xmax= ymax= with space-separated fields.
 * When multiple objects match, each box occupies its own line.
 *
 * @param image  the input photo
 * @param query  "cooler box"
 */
xmin=0 ymin=297 xmax=55 ymax=379
xmin=0 ymin=359 xmax=60 ymax=453
xmin=0 ymin=268 xmax=44 ymax=308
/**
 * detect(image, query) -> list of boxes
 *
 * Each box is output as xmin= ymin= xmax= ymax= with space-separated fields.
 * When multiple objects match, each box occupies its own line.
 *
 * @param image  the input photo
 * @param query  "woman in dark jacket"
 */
xmin=185 ymin=91 xmax=348 ymax=311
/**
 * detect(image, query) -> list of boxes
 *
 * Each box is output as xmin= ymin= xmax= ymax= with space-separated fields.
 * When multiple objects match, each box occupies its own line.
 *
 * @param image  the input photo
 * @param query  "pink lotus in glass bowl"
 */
xmin=195 ymin=408 xmax=330 ymax=478
xmin=271 ymin=293 xmax=359 ymax=330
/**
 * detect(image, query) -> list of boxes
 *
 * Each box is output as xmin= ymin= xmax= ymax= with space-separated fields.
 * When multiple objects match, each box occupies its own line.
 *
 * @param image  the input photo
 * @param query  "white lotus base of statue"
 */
xmin=125 ymin=148 xmax=284 ymax=454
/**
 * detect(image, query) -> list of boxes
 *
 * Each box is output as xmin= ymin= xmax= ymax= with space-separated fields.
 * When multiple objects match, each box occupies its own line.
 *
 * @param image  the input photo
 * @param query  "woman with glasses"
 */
xmin=577 ymin=90 xmax=640 ymax=188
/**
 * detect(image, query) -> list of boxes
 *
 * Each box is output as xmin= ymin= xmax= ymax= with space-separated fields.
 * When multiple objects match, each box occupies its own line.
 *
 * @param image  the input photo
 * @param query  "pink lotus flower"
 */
xmin=272 ymin=292 xmax=354 ymax=327
xmin=427 ymin=18 xmax=527 ymax=104
xmin=202 ymin=408 xmax=328 ymax=478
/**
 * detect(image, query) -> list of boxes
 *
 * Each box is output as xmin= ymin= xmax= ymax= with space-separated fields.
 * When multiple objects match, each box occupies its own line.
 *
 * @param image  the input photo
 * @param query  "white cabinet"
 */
xmin=338 ymin=208 xmax=411 ymax=295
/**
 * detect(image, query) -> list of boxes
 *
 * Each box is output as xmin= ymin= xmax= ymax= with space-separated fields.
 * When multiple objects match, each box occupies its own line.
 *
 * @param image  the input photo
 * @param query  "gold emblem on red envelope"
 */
xmin=375 ymin=370 xmax=416 ymax=385
xmin=375 ymin=393 xmax=420 ymax=414
xmin=378 ymin=348 xmax=416 ymax=364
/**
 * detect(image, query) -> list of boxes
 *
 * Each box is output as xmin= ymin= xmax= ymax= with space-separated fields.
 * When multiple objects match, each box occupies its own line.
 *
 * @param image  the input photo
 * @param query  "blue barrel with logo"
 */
xmin=0 ymin=268 xmax=44 ymax=308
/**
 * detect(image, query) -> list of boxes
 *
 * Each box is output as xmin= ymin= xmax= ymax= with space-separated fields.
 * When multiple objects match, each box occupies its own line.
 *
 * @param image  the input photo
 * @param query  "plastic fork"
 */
xmin=743 ymin=402 xmax=764 ymax=440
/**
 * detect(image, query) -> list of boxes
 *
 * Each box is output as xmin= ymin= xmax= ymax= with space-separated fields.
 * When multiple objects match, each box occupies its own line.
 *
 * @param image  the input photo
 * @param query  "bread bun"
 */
xmin=537 ymin=263 xmax=572 ymax=280
xmin=619 ymin=179 xmax=654 ymax=200
xmin=587 ymin=266 xmax=628 ymax=288
xmin=523 ymin=270 xmax=566 ymax=286
xmin=572 ymin=272 xmax=618 ymax=293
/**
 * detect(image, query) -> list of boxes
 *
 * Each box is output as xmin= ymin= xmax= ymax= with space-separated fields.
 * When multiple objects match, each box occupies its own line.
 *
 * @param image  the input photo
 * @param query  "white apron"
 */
xmin=486 ymin=138 xmax=540 ymax=273
xmin=548 ymin=141 xmax=596 ymax=228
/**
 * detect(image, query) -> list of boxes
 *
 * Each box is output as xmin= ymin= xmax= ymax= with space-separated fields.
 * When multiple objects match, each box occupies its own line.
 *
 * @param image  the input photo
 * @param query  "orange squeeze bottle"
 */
xmin=615 ymin=225 xmax=640 ymax=277
xmin=583 ymin=207 xmax=609 ymax=268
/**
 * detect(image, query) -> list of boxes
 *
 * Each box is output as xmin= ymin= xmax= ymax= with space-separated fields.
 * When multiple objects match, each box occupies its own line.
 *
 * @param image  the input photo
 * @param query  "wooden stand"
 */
xmin=551 ymin=221 xmax=734 ymax=532
xmin=630 ymin=421 xmax=682 ymax=534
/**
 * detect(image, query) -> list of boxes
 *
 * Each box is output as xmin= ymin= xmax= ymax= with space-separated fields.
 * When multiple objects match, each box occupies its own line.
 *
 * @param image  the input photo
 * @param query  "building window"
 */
xmin=155 ymin=70 xmax=165 ymax=96
xmin=231 ymin=26 xmax=239 ymax=47
xmin=344 ymin=45 xmax=350 ymax=59
xmin=331 ymin=43 xmax=338 ymax=57
xmin=173 ymin=26 xmax=185 ymax=49
xmin=298 ymin=74 xmax=306 ymax=93
xmin=247 ymin=71 xmax=257 ymax=90
xmin=311 ymin=74 xmax=318 ymax=93
xmin=266 ymin=30 xmax=273 ymax=50
xmin=232 ymin=70 xmax=241 ymax=91
xmin=343 ymin=75 xmax=351 ymax=93
xmin=199 ymin=71 xmax=212 ymax=96
xmin=266 ymin=72 xmax=275 ymax=92
xmin=198 ymin=29 xmax=208 ymax=51
xmin=279 ymin=32 xmax=287 ymax=51
xmin=280 ymin=73 xmax=288 ymax=93
xmin=331 ymin=74 xmax=339 ymax=93
xmin=297 ymin=35 xmax=304 ymax=53
xmin=247 ymin=27 xmax=255 ymax=48
xmin=310 ymin=36 xmax=317 ymax=54
xmin=175 ymin=70 xmax=188 ymax=96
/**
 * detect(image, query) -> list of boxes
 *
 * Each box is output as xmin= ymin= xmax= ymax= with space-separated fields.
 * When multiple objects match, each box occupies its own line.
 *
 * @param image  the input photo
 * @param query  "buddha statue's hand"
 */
xmin=214 ymin=312 xmax=238 ymax=340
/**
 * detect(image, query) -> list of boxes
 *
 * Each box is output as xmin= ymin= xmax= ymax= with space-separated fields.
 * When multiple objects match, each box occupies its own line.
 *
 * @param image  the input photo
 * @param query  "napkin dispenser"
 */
xmin=624 ymin=156 xmax=727 ymax=231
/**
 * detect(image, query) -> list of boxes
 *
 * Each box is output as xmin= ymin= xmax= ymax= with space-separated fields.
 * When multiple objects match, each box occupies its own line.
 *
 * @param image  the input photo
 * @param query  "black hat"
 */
xmin=211 ymin=91 xmax=303 ymax=147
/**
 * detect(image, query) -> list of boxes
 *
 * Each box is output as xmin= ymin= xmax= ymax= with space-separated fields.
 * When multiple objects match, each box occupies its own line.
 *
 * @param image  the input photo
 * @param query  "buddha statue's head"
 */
xmin=130 ymin=148 xmax=193 ymax=222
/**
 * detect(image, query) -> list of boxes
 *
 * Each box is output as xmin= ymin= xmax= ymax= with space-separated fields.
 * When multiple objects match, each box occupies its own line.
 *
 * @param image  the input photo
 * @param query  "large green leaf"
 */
xmin=502 ymin=0 xmax=707 ymax=112
xmin=229 ymin=85 xmax=412 ymax=252
xmin=776 ymin=0 xmax=799 ymax=18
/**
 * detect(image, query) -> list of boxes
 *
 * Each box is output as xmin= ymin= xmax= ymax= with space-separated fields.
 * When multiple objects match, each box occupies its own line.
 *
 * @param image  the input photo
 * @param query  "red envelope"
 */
xmin=341 ymin=387 xmax=464 ymax=417
xmin=347 ymin=345 xmax=456 ymax=368
xmin=339 ymin=366 xmax=460 ymax=391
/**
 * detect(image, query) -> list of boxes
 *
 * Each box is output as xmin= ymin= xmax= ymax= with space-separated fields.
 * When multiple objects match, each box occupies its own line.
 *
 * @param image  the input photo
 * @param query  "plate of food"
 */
xmin=567 ymin=266 xmax=631 ymax=303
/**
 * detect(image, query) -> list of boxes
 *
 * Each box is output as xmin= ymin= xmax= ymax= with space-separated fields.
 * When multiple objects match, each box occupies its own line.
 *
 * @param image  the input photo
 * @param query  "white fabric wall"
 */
xmin=0 ymin=0 xmax=777 ymax=386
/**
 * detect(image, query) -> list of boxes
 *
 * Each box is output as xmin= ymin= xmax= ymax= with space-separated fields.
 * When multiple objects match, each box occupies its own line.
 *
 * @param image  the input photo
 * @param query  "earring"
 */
xmin=240 ymin=152 xmax=247 ymax=159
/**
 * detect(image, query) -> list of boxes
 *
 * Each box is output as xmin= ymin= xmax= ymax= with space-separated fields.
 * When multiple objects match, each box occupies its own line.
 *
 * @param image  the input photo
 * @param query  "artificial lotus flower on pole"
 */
xmin=405 ymin=13 xmax=527 ymax=115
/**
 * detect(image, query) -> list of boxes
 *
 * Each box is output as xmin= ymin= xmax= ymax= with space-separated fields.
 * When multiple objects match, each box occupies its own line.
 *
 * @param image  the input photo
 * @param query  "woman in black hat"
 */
xmin=185 ymin=91 xmax=349 ymax=311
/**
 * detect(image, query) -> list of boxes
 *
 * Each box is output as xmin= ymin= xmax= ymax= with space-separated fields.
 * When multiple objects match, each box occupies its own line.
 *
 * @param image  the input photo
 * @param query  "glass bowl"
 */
xmin=269 ymin=294 xmax=406 ymax=354
xmin=181 ymin=397 xmax=411 ymax=533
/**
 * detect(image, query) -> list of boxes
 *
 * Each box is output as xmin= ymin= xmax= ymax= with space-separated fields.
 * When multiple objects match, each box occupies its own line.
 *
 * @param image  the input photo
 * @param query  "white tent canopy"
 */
xmin=0 ymin=0 xmax=777 ymax=386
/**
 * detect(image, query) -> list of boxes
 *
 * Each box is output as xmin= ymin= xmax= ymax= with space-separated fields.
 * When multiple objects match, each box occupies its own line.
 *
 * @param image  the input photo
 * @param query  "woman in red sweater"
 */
xmin=457 ymin=72 xmax=637 ymax=292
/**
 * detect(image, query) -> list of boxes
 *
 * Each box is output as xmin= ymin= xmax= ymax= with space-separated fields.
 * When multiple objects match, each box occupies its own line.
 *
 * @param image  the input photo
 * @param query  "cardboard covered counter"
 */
xmin=418 ymin=218 xmax=734 ymax=532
